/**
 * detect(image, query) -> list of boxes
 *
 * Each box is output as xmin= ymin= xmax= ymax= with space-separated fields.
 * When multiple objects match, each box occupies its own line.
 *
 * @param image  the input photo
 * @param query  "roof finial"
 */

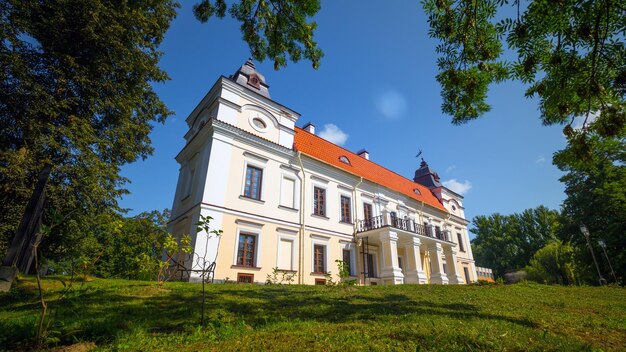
xmin=415 ymin=148 xmax=422 ymax=159
xmin=245 ymin=57 xmax=256 ymax=69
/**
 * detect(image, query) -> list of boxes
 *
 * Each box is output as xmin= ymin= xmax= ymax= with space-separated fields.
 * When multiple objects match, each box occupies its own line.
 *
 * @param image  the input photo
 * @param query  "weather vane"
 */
xmin=415 ymin=149 xmax=422 ymax=159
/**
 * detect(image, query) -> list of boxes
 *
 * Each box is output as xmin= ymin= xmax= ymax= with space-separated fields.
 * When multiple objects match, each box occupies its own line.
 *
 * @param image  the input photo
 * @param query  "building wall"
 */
xmin=169 ymin=75 xmax=476 ymax=285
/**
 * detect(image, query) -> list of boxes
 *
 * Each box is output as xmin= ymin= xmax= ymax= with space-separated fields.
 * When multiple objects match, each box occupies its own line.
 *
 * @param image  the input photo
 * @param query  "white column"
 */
xmin=443 ymin=245 xmax=464 ymax=284
xmin=427 ymin=243 xmax=448 ymax=284
xmin=403 ymin=237 xmax=427 ymax=284
xmin=379 ymin=231 xmax=404 ymax=285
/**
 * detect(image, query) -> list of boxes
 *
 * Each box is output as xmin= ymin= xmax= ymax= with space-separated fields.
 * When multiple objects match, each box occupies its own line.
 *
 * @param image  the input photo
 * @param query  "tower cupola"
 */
xmin=231 ymin=58 xmax=271 ymax=98
xmin=413 ymin=159 xmax=442 ymax=189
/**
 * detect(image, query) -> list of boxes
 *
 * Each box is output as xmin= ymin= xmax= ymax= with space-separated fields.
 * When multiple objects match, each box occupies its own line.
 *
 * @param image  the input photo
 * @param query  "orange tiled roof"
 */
xmin=294 ymin=127 xmax=447 ymax=212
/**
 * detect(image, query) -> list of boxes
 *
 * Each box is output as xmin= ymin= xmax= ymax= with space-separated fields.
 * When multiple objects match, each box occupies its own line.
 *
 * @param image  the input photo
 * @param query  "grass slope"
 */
xmin=1 ymin=277 xmax=625 ymax=351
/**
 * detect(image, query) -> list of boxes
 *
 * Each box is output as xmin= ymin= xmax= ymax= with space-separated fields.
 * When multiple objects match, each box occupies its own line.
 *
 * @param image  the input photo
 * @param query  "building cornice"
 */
xmin=212 ymin=119 xmax=294 ymax=158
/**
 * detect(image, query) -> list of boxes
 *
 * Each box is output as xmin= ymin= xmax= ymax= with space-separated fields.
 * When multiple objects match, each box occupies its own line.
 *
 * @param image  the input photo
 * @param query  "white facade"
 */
xmin=168 ymin=61 xmax=476 ymax=285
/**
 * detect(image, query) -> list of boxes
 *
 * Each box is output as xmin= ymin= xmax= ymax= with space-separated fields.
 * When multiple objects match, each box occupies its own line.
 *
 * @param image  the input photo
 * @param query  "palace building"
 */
xmin=168 ymin=60 xmax=476 ymax=285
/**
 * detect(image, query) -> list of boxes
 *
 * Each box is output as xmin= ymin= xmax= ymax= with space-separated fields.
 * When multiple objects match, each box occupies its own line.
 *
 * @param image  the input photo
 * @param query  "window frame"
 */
xmin=313 ymin=186 xmax=327 ymax=217
xmin=236 ymin=232 xmax=257 ymax=267
xmin=340 ymin=194 xmax=352 ymax=224
xmin=363 ymin=202 xmax=373 ymax=225
xmin=457 ymin=232 xmax=466 ymax=252
xmin=181 ymin=153 xmax=199 ymax=199
xmin=312 ymin=243 xmax=327 ymax=274
xmin=237 ymin=273 xmax=254 ymax=284
xmin=279 ymin=174 xmax=298 ymax=209
xmin=463 ymin=266 xmax=471 ymax=283
xmin=365 ymin=253 xmax=378 ymax=278
xmin=233 ymin=227 xmax=262 ymax=268
xmin=276 ymin=233 xmax=297 ymax=271
xmin=242 ymin=164 xmax=264 ymax=200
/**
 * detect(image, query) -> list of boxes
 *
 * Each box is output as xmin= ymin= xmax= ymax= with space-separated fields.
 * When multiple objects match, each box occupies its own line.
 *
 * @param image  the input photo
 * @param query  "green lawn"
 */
xmin=1 ymin=277 xmax=625 ymax=351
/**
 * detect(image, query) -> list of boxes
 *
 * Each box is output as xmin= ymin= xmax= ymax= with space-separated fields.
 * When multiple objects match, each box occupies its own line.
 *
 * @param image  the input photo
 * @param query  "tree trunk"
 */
xmin=2 ymin=164 xmax=51 ymax=273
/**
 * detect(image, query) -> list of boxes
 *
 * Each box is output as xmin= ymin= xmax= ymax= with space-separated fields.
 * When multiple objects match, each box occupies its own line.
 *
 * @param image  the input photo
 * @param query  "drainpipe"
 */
xmin=352 ymin=177 xmax=363 ymax=237
xmin=296 ymin=151 xmax=306 ymax=284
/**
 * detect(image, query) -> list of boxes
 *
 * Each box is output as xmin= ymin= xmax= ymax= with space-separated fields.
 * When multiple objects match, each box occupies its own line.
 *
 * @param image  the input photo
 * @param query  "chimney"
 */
xmin=303 ymin=122 xmax=315 ymax=134
xmin=357 ymin=149 xmax=369 ymax=160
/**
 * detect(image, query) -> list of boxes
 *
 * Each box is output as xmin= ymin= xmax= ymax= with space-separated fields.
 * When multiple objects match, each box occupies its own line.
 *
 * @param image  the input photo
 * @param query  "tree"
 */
xmin=1 ymin=1 xmax=326 ymax=275
xmin=525 ymin=240 xmax=578 ymax=285
xmin=554 ymin=132 xmax=625 ymax=284
xmin=94 ymin=210 xmax=171 ymax=280
xmin=423 ymin=0 xmax=626 ymax=156
xmin=192 ymin=0 xmax=323 ymax=69
xmin=0 ymin=0 xmax=178 ymax=274
xmin=470 ymin=205 xmax=560 ymax=277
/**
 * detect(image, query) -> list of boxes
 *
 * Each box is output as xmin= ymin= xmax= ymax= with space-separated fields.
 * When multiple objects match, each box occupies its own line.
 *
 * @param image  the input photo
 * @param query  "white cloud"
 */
xmin=445 ymin=165 xmax=456 ymax=173
xmin=535 ymin=155 xmax=546 ymax=163
xmin=442 ymin=179 xmax=472 ymax=195
xmin=318 ymin=124 xmax=349 ymax=146
xmin=374 ymin=90 xmax=407 ymax=119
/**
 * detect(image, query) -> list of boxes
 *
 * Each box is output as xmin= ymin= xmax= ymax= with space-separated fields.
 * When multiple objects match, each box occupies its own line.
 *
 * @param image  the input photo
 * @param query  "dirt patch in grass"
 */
xmin=51 ymin=342 xmax=96 ymax=352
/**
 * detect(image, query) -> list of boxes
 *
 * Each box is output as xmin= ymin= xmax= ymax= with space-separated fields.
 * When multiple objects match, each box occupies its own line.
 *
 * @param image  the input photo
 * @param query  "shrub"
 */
xmin=525 ymin=241 xmax=578 ymax=285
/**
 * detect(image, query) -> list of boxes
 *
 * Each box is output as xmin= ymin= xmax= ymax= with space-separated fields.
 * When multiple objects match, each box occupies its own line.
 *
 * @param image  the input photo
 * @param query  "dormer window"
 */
xmin=248 ymin=73 xmax=261 ymax=89
xmin=413 ymin=188 xmax=421 ymax=195
xmin=452 ymin=205 xmax=457 ymax=211
xmin=339 ymin=156 xmax=350 ymax=165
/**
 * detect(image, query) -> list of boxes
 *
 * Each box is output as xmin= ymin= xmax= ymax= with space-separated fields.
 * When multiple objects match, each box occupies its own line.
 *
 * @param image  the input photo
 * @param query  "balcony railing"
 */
xmin=357 ymin=212 xmax=452 ymax=242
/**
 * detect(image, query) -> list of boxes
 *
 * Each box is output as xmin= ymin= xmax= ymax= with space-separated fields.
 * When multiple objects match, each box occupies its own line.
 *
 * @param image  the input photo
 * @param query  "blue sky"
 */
xmin=119 ymin=1 xmax=568 ymax=235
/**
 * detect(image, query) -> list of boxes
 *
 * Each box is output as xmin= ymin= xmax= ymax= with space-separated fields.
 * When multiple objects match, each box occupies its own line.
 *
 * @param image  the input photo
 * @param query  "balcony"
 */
xmin=357 ymin=214 xmax=452 ymax=242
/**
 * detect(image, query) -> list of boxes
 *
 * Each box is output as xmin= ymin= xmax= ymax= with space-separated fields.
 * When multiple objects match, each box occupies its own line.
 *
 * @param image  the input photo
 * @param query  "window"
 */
xmin=243 ymin=165 xmax=263 ymax=200
xmin=313 ymin=187 xmax=326 ymax=216
xmin=340 ymin=195 xmax=351 ymax=223
xmin=363 ymin=203 xmax=373 ymax=227
xmin=339 ymin=155 xmax=350 ymax=164
xmin=398 ymin=257 xmax=403 ymax=271
xmin=278 ymin=238 xmax=294 ymax=270
xmin=280 ymin=176 xmax=296 ymax=208
xmin=236 ymin=233 xmax=256 ymax=267
xmin=423 ymin=222 xmax=432 ymax=236
xmin=442 ymin=263 xmax=448 ymax=274
xmin=463 ymin=267 xmax=471 ymax=283
xmin=252 ymin=117 xmax=266 ymax=129
xmin=237 ymin=273 xmax=254 ymax=284
xmin=313 ymin=244 xmax=326 ymax=273
xmin=184 ymin=166 xmax=196 ymax=198
xmin=342 ymin=249 xmax=352 ymax=276
xmin=315 ymin=278 xmax=326 ymax=285
xmin=457 ymin=233 xmax=465 ymax=252
xmin=365 ymin=253 xmax=377 ymax=278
